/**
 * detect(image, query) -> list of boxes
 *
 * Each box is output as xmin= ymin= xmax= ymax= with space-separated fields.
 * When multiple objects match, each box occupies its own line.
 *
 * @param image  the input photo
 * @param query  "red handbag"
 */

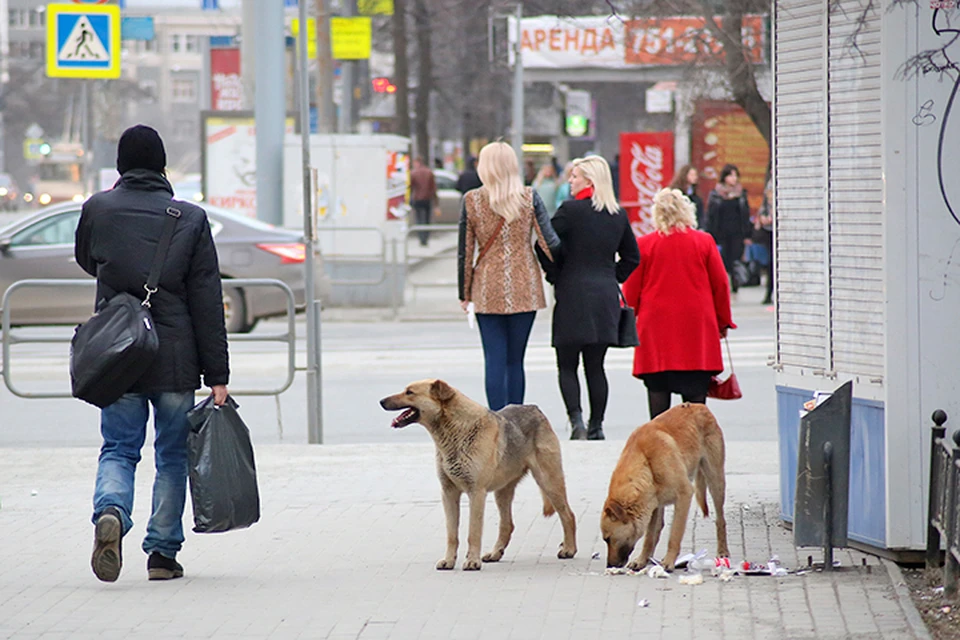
xmin=708 ymin=338 xmax=742 ymax=400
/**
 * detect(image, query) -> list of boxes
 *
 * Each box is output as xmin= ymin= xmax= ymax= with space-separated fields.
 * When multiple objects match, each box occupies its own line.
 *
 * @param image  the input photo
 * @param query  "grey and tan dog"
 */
xmin=380 ymin=379 xmax=577 ymax=570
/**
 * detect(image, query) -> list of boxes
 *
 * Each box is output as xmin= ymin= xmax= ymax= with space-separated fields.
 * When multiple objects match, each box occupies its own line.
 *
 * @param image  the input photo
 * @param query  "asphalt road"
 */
xmin=0 ymin=286 xmax=777 ymax=447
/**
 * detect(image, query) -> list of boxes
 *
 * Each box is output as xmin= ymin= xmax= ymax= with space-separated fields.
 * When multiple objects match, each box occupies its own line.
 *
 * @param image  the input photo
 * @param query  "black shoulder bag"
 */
xmin=70 ymin=207 xmax=181 ymax=408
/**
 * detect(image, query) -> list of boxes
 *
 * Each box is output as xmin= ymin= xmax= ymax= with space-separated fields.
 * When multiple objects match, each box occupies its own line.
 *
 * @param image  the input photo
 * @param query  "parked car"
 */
xmin=0 ymin=173 xmax=20 ymax=211
xmin=434 ymin=169 xmax=463 ymax=224
xmin=0 ymin=202 xmax=306 ymax=333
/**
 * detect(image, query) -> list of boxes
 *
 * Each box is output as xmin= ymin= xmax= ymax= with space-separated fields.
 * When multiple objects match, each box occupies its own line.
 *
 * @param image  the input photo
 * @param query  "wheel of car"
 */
xmin=222 ymin=286 xmax=248 ymax=334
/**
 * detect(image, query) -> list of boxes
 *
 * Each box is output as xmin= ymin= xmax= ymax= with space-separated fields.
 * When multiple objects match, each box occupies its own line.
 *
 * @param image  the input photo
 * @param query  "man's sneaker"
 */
xmin=147 ymin=552 xmax=184 ymax=581
xmin=91 ymin=507 xmax=122 ymax=582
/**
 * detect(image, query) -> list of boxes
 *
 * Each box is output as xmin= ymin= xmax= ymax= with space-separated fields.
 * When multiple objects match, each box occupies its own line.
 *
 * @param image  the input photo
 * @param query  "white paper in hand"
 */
xmin=467 ymin=302 xmax=476 ymax=329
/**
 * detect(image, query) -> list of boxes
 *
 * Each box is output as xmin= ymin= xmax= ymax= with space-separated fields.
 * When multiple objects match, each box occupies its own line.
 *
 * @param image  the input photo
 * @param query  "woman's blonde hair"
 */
xmin=571 ymin=156 xmax=619 ymax=214
xmin=477 ymin=141 xmax=526 ymax=222
xmin=652 ymin=188 xmax=698 ymax=234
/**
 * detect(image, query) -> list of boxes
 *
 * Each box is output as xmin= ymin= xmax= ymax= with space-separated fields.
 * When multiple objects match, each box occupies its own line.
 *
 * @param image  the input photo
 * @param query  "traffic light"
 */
xmin=564 ymin=90 xmax=591 ymax=138
xmin=372 ymin=77 xmax=396 ymax=94
xmin=39 ymin=142 xmax=52 ymax=155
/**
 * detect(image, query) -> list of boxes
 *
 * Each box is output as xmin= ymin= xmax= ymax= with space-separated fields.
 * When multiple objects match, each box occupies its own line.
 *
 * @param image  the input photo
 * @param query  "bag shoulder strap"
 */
xmin=142 ymin=206 xmax=181 ymax=307
xmin=723 ymin=337 xmax=735 ymax=374
xmin=476 ymin=217 xmax=505 ymax=267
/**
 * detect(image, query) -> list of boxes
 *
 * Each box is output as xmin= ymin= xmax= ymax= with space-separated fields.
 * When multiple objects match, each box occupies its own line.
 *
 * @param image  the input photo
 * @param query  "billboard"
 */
xmin=210 ymin=47 xmax=242 ymax=111
xmin=508 ymin=15 xmax=765 ymax=70
xmin=619 ymin=131 xmax=674 ymax=237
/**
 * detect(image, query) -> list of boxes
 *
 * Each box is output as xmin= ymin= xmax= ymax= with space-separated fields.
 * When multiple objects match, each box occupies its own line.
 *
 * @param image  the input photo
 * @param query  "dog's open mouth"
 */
xmin=390 ymin=408 xmax=420 ymax=428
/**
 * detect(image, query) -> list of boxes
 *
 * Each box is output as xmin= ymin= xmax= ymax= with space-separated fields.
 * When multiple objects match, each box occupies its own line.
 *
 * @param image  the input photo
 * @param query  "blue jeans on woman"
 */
xmin=476 ymin=311 xmax=536 ymax=411
xmin=92 ymin=391 xmax=195 ymax=559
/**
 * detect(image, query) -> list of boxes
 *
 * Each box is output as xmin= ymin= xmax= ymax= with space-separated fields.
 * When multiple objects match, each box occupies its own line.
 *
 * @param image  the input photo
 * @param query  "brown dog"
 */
xmin=380 ymin=379 xmax=577 ymax=570
xmin=601 ymin=403 xmax=729 ymax=570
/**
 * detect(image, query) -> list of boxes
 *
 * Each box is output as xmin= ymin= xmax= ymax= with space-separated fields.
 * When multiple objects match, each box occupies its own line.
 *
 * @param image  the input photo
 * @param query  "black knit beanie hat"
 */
xmin=116 ymin=124 xmax=166 ymax=175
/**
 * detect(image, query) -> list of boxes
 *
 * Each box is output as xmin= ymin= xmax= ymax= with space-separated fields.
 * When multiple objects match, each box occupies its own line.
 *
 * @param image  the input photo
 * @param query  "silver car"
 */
xmin=0 ymin=202 xmax=306 ymax=333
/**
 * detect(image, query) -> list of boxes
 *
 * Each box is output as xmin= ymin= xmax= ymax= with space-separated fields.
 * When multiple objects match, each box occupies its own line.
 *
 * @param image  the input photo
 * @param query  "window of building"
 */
xmin=172 ymin=77 xmax=197 ymax=103
xmin=29 ymin=9 xmax=45 ymax=27
xmin=29 ymin=41 xmax=43 ymax=59
xmin=9 ymin=9 xmax=27 ymax=28
xmin=185 ymin=35 xmax=199 ymax=53
xmin=143 ymin=38 xmax=157 ymax=53
xmin=170 ymin=33 xmax=182 ymax=53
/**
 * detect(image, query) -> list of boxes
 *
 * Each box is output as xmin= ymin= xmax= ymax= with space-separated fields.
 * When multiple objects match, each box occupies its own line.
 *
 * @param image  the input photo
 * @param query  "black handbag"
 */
xmin=70 ymin=207 xmax=181 ymax=408
xmin=615 ymin=288 xmax=639 ymax=348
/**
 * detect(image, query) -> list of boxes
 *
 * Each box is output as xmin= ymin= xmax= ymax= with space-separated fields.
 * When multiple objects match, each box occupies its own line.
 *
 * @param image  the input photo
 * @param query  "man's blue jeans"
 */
xmin=475 ymin=311 xmax=536 ymax=411
xmin=91 ymin=391 xmax=194 ymax=559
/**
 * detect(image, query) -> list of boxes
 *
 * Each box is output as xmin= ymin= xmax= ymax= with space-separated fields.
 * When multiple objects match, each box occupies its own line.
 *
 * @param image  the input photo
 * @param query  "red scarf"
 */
xmin=575 ymin=186 xmax=594 ymax=200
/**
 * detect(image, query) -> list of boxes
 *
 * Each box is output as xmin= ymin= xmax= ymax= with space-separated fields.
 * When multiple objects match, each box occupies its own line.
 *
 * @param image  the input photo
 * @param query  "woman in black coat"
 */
xmin=538 ymin=156 xmax=640 ymax=440
xmin=706 ymin=163 xmax=752 ymax=293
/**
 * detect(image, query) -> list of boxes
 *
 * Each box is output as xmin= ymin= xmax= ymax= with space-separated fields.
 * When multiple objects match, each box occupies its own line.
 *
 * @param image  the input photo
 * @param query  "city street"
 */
xmin=0 ymin=286 xmax=777 ymax=447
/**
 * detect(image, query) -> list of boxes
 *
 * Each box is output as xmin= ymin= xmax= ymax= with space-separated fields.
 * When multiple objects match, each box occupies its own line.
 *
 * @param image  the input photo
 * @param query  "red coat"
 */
xmin=622 ymin=228 xmax=735 ymax=377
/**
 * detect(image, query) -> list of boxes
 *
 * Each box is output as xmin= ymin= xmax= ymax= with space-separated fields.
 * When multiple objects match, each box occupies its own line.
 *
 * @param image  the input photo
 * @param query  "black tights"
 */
xmin=646 ymin=391 xmax=707 ymax=420
xmin=556 ymin=344 xmax=608 ymax=421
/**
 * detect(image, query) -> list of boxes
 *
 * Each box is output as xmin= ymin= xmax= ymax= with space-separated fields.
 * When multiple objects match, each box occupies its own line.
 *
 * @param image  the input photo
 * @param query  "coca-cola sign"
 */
xmin=619 ymin=132 xmax=674 ymax=236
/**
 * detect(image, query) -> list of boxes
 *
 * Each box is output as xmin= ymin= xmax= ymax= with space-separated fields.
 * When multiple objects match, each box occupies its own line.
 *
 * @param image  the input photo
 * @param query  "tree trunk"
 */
xmin=392 ymin=0 xmax=410 ymax=137
xmin=414 ymin=0 xmax=432 ymax=161
xmin=720 ymin=4 xmax=771 ymax=149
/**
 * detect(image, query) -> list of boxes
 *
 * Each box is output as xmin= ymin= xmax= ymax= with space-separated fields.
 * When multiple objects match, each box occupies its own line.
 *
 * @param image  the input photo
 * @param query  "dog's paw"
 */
xmin=462 ymin=557 xmax=482 ymax=571
xmin=626 ymin=557 xmax=648 ymax=572
xmin=482 ymin=550 xmax=503 ymax=563
xmin=436 ymin=558 xmax=456 ymax=570
xmin=557 ymin=543 xmax=577 ymax=559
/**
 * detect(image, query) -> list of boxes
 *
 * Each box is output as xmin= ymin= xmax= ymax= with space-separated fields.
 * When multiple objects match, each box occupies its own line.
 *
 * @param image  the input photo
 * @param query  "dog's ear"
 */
xmin=430 ymin=379 xmax=456 ymax=403
xmin=604 ymin=501 xmax=627 ymax=523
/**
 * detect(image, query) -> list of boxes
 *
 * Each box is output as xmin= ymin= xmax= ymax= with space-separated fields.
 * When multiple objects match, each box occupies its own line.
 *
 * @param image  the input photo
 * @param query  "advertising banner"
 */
xmin=619 ymin=131 xmax=674 ymax=237
xmin=202 ymin=113 xmax=296 ymax=218
xmin=210 ymin=47 xmax=242 ymax=111
xmin=509 ymin=15 xmax=765 ymax=70
xmin=690 ymin=100 xmax=769 ymax=214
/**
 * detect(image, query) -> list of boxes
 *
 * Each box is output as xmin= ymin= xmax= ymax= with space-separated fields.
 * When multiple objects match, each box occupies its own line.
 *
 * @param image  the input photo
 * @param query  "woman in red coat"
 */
xmin=622 ymin=188 xmax=736 ymax=419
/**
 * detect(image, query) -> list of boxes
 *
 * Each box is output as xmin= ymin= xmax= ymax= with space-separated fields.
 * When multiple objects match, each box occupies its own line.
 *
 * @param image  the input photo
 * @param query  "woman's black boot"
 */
xmin=587 ymin=417 xmax=605 ymax=440
xmin=569 ymin=411 xmax=587 ymax=440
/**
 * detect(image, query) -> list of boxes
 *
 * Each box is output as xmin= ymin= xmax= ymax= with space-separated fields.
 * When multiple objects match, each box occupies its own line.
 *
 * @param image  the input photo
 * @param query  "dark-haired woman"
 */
xmin=706 ymin=164 xmax=752 ymax=293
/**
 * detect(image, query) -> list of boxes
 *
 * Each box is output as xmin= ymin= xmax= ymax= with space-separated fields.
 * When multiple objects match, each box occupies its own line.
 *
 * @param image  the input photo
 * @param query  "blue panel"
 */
xmin=777 ymin=385 xmax=887 ymax=547
xmin=121 ymin=17 xmax=154 ymax=41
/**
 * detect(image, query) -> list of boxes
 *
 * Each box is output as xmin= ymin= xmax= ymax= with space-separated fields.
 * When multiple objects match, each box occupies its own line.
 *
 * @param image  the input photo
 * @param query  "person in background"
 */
xmin=524 ymin=159 xmax=537 ymax=186
xmin=456 ymin=156 xmax=482 ymax=194
xmin=755 ymin=180 xmax=774 ymax=305
xmin=533 ymin=163 xmax=560 ymax=217
xmin=623 ymin=187 xmax=735 ymax=421
xmin=457 ymin=141 xmax=560 ymax=411
xmin=610 ymin=154 xmax=621 ymax=200
xmin=538 ymin=155 xmax=639 ymax=440
xmin=669 ymin=164 xmax=705 ymax=229
xmin=705 ymin=163 xmax=752 ymax=293
xmin=410 ymin=157 xmax=438 ymax=246
xmin=76 ymin=125 xmax=230 ymax=583
xmin=554 ymin=162 xmax=574 ymax=213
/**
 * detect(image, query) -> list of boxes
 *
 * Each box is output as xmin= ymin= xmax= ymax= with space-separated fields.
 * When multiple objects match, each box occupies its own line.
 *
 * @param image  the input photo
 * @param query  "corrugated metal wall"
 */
xmin=774 ymin=0 xmax=884 ymax=381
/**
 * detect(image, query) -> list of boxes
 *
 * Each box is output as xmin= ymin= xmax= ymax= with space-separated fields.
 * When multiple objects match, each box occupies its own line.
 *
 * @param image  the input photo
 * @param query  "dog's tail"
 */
xmin=695 ymin=466 xmax=709 ymax=518
xmin=540 ymin=487 xmax=556 ymax=517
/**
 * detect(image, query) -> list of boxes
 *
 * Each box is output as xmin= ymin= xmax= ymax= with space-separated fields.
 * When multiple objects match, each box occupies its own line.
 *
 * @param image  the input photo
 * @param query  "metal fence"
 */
xmin=926 ymin=409 xmax=960 ymax=597
xmin=1 ymin=278 xmax=297 ymax=399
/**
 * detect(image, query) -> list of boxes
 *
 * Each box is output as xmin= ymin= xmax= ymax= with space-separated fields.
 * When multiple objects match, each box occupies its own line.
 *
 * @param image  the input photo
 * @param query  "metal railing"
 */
xmin=926 ymin=409 xmax=960 ymax=597
xmin=404 ymin=224 xmax=459 ymax=298
xmin=1 ymin=278 xmax=297 ymax=399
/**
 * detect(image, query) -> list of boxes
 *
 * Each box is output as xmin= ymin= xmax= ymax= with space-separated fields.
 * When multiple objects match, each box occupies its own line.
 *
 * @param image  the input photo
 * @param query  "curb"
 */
xmin=883 ymin=558 xmax=934 ymax=640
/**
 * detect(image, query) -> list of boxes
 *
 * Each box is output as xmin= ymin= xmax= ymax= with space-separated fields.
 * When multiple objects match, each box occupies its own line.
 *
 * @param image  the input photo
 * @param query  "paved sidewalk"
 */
xmin=0 ymin=440 xmax=927 ymax=640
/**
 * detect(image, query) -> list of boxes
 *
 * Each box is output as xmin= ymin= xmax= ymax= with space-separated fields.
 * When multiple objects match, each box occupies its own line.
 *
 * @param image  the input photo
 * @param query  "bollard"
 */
xmin=927 ymin=410 xmax=948 ymax=570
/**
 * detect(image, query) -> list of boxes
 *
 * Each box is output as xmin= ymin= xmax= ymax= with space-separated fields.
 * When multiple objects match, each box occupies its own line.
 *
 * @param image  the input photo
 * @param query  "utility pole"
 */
xmin=511 ymin=4 xmax=523 ymax=170
xmin=338 ymin=0 xmax=355 ymax=133
xmin=253 ymin=0 xmax=284 ymax=225
xmin=315 ymin=0 xmax=335 ymax=133
xmin=0 ymin=0 xmax=9 ymax=173
xmin=392 ymin=0 xmax=410 ymax=137
xmin=241 ymin=0 xmax=256 ymax=108
xmin=298 ymin=0 xmax=323 ymax=444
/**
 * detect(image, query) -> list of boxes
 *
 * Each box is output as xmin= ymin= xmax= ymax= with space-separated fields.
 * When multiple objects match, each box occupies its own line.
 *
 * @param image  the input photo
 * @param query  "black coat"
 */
xmin=705 ymin=188 xmax=751 ymax=241
xmin=538 ymin=199 xmax=640 ymax=347
xmin=75 ymin=169 xmax=229 ymax=393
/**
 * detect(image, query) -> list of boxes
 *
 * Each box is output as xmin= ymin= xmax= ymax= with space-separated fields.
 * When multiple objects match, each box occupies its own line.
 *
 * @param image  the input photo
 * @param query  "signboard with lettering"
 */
xmin=210 ymin=47 xmax=242 ymax=111
xmin=508 ymin=15 xmax=765 ymax=70
xmin=619 ymin=132 xmax=675 ymax=237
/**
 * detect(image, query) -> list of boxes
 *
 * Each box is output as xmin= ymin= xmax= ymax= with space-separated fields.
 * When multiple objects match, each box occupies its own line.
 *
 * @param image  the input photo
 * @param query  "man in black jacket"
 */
xmin=76 ymin=125 xmax=230 ymax=583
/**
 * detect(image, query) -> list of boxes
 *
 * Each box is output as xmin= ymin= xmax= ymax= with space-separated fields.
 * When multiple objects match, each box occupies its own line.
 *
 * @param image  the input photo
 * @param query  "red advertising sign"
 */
xmin=623 ymin=16 xmax=765 ymax=66
xmin=619 ymin=132 xmax=674 ymax=237
xmin=690 ymin=100 xmax=769 ymax=215
xmin=210 ymin=47 xmax=242 ymax=111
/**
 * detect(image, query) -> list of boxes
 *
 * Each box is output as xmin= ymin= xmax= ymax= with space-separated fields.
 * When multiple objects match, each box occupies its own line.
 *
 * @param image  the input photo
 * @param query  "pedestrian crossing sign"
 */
xmin=46 ymin=3 xmax=121 ymax=79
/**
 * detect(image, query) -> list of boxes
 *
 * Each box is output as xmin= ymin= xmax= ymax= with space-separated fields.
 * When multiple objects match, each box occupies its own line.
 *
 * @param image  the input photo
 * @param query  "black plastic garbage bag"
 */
xmin=186 ymin=395 xmax=260 ymax=533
